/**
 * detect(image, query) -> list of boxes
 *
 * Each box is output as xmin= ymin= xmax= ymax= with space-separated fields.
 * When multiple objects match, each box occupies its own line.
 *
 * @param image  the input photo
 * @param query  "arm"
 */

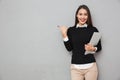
xmin=85 ymin=27 xmax=102 ymax=54
xmin=94 ymin=40 xmax=102 ymax=52
xmin=63 ymin=28 xmax=73 ymax=51
xmin=94 ymin=27 xmax=102 ymax=52
xmin=58 ymin=26 xmax=73 ymax=51
xmin=85 ymin=40 xmax=102 ymax=54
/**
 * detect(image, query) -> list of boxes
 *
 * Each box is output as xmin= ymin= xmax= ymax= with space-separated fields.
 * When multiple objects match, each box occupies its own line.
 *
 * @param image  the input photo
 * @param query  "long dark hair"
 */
xmin=74 ymin=5 xmax=93 ymax=27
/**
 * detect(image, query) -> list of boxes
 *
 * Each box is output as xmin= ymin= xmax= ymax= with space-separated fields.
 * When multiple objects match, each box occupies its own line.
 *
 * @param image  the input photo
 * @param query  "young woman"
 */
xmin=58 ymin=5 xmax=102 ymax=80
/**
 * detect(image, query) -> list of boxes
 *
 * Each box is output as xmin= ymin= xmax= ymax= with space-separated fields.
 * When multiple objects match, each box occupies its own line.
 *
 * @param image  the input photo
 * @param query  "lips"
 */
xmin=79 ymin=18 xmax=86 ymax=23
xmin=81 ymin=19 xmax=86 ymax=21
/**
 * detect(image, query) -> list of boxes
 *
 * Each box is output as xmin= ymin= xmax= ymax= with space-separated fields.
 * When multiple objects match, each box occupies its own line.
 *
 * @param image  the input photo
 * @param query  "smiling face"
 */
xmin=77 ymin=8 xmax=88 ymax=26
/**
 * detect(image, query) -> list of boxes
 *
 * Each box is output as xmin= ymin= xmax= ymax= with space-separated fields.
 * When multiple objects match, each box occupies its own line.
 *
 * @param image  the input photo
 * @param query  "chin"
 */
xmin=80 ymin=22 xmax=86 ymax=25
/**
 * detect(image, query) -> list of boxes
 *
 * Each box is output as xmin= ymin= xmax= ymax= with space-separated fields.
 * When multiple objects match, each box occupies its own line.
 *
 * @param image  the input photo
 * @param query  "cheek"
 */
xmin=77 ymin=15 xmax=80 ymax=19
xmin=85 ymin=16 xmax=88 ymax=20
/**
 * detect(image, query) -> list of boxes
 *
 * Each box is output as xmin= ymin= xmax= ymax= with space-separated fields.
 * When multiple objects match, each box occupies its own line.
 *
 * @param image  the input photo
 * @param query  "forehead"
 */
xmin=78 ymin=8 xmax=87 ymax=13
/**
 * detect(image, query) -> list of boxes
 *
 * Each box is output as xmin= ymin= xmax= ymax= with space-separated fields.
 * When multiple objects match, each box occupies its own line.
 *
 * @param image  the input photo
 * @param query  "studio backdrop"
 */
xmin=0 ymin=0 xmax=120 ymax=80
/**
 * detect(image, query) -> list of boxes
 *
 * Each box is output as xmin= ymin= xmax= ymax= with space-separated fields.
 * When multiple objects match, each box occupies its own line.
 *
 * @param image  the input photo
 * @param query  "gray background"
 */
xmin=0 ymin=0 xmax=120 ymax=80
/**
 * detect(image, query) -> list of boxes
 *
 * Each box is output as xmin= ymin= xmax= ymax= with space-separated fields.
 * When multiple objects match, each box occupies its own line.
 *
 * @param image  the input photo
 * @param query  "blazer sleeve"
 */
xmin=63 ymin=28 xmax=73 ymax=51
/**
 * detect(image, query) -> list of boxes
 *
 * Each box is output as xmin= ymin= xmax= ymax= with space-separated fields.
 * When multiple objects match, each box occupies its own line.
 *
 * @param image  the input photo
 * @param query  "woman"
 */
xmin=58 ymin=5 xmax=102 ymax=80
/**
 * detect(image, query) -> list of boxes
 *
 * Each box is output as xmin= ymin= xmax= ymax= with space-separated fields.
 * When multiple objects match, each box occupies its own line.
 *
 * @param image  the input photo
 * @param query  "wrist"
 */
xmin=92 ymin=47 xmax=97 ymax=51
xmin=62 ymin=33 xmax=67 ymax=38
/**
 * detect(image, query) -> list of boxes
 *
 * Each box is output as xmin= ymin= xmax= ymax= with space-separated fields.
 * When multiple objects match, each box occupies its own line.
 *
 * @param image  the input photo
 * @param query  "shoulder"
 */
xmin=67 ymin=26 xmax=75 ymax=32
xmin=66 ymin=26 xmax=75 ymax=35
xmin=88 ymin=25 xmax=99 ymax=32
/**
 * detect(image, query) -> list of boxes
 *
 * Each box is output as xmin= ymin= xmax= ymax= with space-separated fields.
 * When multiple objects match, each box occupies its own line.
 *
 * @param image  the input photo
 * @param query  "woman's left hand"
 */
xmin=85 ymin=43 xmax=96 ymax=52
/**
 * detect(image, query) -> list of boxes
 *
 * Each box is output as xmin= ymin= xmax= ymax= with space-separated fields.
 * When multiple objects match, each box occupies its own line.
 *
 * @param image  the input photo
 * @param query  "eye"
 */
xmin=84 ymin=13 xmax=88 ymax=16
xmin=79 ymin=13 xmax=82 ymax=15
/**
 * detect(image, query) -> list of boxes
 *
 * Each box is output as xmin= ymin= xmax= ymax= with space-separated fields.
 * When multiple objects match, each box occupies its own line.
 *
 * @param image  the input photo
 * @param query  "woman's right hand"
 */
xmin=58 ymin=25 xmax=68 ymax=38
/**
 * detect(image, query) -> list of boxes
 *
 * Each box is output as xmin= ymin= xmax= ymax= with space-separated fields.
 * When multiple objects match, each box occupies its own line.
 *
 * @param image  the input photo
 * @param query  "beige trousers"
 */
xmin=71 ymin=63 xmax=98 ymax=80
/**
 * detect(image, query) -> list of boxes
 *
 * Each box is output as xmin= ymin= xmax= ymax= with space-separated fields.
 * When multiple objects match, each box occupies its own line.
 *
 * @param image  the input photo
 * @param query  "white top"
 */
xmin=73 ymin=63 xmax=94 ymax=69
